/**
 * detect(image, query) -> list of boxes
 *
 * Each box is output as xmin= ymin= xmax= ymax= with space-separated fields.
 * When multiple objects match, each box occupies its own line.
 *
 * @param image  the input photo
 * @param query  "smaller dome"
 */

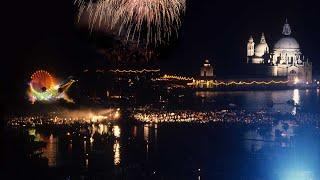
xmin=274 ymin=37 xmax=299 ymax=50
xmin=255 ymin=43 xmax=269 ymax=57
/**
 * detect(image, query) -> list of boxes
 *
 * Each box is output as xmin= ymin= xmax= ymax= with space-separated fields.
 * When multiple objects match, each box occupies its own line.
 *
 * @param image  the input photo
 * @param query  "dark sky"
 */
xmin=2 ymin=0 xmax=320 ymax=109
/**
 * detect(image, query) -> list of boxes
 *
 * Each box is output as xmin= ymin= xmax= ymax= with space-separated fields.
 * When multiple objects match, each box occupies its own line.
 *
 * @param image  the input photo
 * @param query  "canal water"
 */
xmin=195 ymin=89 xmax=320 ymax=114
xmin=12 ymin=89 xmax=320 ymax=179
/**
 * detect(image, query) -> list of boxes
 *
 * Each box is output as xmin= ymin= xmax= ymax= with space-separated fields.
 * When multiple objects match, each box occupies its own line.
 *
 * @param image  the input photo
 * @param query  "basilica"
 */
xmin=247 ymin=19 xmax=312 ymax=85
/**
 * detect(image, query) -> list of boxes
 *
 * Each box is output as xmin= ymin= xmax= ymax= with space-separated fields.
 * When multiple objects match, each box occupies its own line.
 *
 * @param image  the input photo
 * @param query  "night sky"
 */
xmin=2 ymin=0 xmax=320 ymax=110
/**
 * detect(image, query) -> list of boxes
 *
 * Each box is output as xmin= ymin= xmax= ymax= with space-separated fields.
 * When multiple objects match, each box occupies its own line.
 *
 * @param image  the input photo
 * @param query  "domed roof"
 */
xmin=254 ymin=33 xmax=269 ymax=57
xmin=274 ymin=19 xmax=300 ymax=50
xmin=255 ymin=43 xmax=268 ymax=57
xmin=274 ymin=37 xmax=300 ymax=50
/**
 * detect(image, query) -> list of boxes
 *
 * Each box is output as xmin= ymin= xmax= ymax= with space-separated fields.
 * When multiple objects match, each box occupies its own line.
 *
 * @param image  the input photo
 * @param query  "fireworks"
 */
xmin=75 ymin=0 xmax=186 ymax=46
xmin=27 ymin=70 xmax=76 ymax=104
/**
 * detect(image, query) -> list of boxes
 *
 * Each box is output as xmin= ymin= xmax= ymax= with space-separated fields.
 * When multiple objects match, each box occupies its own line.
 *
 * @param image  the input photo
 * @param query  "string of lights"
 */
xmin=161 ymin=74 xmax=195 ymax=81
xmin=110 ymin=69 xmax=161 ymax=73
xmin=199 ymin=80 xmax=289 ymax=86
xmin=160 ymin=74 xmax=289 ymax=85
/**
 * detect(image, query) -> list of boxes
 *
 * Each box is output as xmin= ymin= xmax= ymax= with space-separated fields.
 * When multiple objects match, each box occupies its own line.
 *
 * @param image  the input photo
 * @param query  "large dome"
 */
xmin=255 ymin=43 xmax=269 ymax=57
xmin=274 ymin=37 xmax=300 ymax=50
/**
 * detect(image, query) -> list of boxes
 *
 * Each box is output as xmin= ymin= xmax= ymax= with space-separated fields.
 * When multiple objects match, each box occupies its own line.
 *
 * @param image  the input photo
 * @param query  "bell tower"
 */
xmin=247 ymin=35 xmax=255 ymax=57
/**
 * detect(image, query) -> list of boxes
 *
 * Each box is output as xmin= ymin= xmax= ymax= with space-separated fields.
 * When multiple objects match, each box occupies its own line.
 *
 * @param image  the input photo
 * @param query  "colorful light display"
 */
xmin=75 ymin=0 xmax=186 ymax=46
xmin=27 ymin=70 xmax=76 ymax=104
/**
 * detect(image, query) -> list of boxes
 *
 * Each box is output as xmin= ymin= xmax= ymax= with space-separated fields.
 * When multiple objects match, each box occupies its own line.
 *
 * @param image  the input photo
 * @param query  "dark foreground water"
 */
xmin=16 ymin=122 xmax=318 ymax=180
xmin=2 ymin=89 xmax=320 ymax=180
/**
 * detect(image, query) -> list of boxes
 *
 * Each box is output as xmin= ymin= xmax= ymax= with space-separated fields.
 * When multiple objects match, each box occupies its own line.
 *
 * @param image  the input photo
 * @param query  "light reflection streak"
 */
xmin=40 ymin=134 xmax=58 ymax=167
xmin=85 ymin=158 xmax=89 ymax=169
xmin=292 ymin=89 xmax=300 ymax=115
xmin=113 ymin=140 xmax=121 ymax=166
xmin=144 ymin=124 xmax=149 ymax=142
xmin=293 ymin=89 xmax=300 ymax=105
xmin=132 ymin=126 xmax=137 ymax=138
xmin=113 ymin=125 xmax=121 ymax=138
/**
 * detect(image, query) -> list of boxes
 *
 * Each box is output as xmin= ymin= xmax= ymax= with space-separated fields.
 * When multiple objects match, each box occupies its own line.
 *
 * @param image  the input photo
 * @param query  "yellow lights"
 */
xmin=98 ymin=124 xmax=104 ymax=135
xmin=294 ymin=77 xmax=300 ymax=84
xmin=161 ymin=74 xmax=195 ymax=81
xmin=133 ymin=110 xmax=274 ymax=124
xmin=110 ymin=69 xmax=160 ymax=73
xmin=192 ymin=79 xmax=289 ymax=86
xmin=90 ymin=137 xmax=94 ymax=144
xmin=160 ymin=74 xmax=289 ymax=86
xmin=113 ymin=125 xmax=121 ymax=138
xmin=114 ymin=111 xmax=120 ymax=119
xmin=144 ymin=125 xmax=149 ymax=142
xmin=113 ymin=140 xmax=121 ymax=166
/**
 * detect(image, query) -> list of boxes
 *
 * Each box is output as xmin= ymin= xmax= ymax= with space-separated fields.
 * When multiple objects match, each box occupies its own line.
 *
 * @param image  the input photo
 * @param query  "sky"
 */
xmin=2 ymin=0 xmax=320 ymax=109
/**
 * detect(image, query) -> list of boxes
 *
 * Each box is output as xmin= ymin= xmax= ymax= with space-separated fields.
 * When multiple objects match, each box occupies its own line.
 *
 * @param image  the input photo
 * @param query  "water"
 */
xmin=196 ymin=89 xmax=320 ymax=114
xmin=7 ymin=89 xmax=320 ymax=179
xmin=32 ymin=122 xmax=320 ymax=179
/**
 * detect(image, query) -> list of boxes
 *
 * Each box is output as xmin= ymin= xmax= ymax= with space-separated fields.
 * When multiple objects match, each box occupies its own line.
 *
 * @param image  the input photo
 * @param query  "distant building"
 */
xmin=200 ymin=60 xmax=214 ymax=77
xmin=247 ymin=19 xmax=312 ymax=85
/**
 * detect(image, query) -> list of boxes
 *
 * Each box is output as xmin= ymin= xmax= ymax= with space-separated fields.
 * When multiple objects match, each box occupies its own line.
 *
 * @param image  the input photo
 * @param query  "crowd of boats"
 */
xmin=133 ymin=109 xmax=320 ymax=127
xmin=6 ymin=108 xmax=320 ymax=129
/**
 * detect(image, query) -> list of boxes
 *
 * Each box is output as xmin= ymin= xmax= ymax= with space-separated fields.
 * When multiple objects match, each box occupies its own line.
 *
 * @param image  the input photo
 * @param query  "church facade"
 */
xmin=247 ymin=20 xmax=312 ymax=85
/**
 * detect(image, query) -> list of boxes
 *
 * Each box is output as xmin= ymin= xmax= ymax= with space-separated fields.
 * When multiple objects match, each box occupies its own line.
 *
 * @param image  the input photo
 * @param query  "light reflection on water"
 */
xmin=33 ymin=123 xmax=292 ymax=168
xmin=28 ymin=120 xmax=320 ymax=179
xmin=113 ymin=140 xmax=121 ymax=166
xmin=196 ymin=89 xmax=320 ymax=113
xmin=113 ymin=125 xmax=121 ymax=138
xmin=24 ymin=90 xmax=320 ymax=178
xmin=144 ymin=124 xmax=149 ymax=142
xmin=29 ymin=131 xmax=58 ymax=167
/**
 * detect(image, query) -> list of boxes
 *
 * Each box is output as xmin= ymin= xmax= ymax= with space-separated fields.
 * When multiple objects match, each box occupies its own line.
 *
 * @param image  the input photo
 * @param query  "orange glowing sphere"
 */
xmin=30 ymin=70 xmax=56 ymax=92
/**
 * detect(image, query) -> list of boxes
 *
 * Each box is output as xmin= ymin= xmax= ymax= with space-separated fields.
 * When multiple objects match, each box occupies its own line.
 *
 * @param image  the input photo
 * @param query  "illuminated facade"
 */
xmin=247 ymin=19 xmax=312 ymax=85
xmin=200 ymin=60 xmax=214 ymax=77
xmin=247 ymin=33 xmax=269 ymax=64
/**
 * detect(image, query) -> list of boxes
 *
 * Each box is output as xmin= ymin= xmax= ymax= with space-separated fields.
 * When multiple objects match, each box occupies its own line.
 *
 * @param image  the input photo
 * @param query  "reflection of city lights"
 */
xmin=84 ymin=141 xmax=87 ymax=154
xmin=113 ymin=140 xmax=121 ymax=166
xmin=41 ymin=134 xmax=57 ymax=167
xmin=98 ymin=124 xmax=104 ymax=135
xmin=85 ymin=159 xmax=89 ymax=169
xmin=292 ymin=89 xmax=300 ymax=116
xmin=293 ymin=89 xmax=300 ymax=105
xmin=114 ymin=111 xmax=120 ymax=119
xmin=144 ymin=125 xmax=149 ymax=142
xmin=113 ymin=125 xmax=121 ymax=138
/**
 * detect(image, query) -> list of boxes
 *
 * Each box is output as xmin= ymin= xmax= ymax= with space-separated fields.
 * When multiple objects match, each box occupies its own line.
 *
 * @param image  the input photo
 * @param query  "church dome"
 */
xmin=254 ymin=33 xmax=269 ymax=57
xmin=274 ymin=36 xmax=300 ymax=50
xmin=255 ymin=43 xmax=268 ymax=57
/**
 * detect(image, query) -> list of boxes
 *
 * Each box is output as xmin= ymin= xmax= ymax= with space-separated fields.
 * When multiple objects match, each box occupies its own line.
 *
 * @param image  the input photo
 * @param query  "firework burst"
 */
xmin=75 ymin=0 xmax=186 ymax=46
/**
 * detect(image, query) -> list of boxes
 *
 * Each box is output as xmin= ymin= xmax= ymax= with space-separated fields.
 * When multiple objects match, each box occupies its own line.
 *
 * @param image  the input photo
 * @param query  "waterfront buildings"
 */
xmin=247 ymin=19 xmax=312 ymax=85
